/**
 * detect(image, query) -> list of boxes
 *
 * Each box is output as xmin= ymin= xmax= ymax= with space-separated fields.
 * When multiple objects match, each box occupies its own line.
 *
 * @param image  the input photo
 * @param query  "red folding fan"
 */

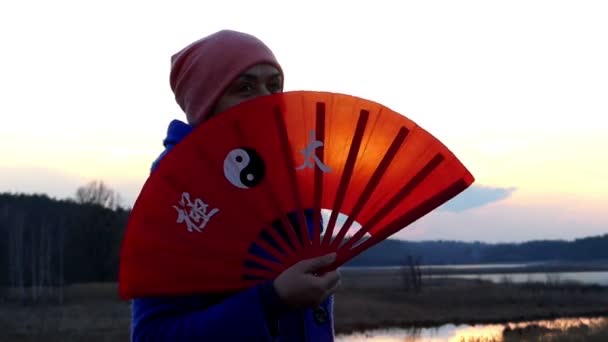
xmin=118 ymin=91 xmax=474 ymax=299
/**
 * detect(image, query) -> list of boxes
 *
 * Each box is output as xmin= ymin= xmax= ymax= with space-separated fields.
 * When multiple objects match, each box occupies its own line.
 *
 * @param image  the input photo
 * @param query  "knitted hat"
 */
xmin=169 ymin=30 xmax=283 ymax=125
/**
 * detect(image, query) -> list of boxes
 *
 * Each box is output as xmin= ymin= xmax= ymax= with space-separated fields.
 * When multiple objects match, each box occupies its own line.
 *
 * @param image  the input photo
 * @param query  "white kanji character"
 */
xmin=173 ymin=192 xmax=219 ymax=232
xmin=295 ymin=130 xmax=331 ymax=173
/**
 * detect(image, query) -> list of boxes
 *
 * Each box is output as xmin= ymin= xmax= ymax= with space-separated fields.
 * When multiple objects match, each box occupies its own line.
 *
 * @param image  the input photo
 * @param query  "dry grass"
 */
xmin=0 ymin=283 xmax=130 ymax=342
xmin=1 ymin=272 xmax=607 ymax=341
xmin=335 ymin=270 xmax=608 ymax=334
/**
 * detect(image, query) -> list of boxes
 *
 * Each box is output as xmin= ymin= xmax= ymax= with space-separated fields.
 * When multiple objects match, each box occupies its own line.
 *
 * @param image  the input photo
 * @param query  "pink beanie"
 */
xmin=169 ymin=30 xmax=283 ymax=125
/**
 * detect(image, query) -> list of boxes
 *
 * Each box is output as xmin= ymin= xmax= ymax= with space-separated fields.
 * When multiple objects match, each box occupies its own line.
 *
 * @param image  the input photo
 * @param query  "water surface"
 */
xmin=336 ymin=317 xmax=607 ymax=341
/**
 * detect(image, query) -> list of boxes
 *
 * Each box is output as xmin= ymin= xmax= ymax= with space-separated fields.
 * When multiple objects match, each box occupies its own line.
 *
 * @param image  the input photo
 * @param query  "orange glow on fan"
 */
xmin=118 ymin=91 xmax=474 ymax=299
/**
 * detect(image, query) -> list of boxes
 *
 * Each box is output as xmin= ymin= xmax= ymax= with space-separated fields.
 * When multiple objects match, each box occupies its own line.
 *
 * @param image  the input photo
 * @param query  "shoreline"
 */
xmin=334 ymin=270 xmax=608 ymax=335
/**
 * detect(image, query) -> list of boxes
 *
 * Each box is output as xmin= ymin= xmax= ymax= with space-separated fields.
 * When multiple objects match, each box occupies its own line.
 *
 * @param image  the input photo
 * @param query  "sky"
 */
xmin=1 ymin=0 xmax=606 ymax=243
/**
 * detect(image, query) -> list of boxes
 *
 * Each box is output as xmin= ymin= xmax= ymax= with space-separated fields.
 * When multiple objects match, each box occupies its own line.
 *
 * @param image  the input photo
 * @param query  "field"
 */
xmin=2 ymin=268 xmax=608 ymax=341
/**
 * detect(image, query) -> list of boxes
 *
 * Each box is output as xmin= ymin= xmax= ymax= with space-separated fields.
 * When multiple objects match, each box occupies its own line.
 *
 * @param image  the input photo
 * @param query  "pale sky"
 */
xmin=1 ymin=0 xmax=606 ymax=242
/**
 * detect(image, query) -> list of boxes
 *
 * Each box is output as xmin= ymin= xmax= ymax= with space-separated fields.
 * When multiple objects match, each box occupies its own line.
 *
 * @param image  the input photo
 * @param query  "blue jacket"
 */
xmin=131 ymin=119 xmax=335 ymax=341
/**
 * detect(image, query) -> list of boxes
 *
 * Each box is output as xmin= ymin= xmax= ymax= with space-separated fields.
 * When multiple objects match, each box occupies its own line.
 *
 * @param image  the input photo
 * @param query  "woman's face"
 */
xmin=210 ymin=64 xmax=283 ymax=119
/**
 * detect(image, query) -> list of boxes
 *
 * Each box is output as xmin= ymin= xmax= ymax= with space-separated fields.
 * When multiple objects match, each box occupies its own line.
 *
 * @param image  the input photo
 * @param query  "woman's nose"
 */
xmin=255 ymin=85 xmax=272 ymax=97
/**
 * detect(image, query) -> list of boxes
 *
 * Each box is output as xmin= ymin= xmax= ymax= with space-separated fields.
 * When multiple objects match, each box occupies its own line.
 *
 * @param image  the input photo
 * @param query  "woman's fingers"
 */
xmin=294 ymin=253 xmax=337 ymax=273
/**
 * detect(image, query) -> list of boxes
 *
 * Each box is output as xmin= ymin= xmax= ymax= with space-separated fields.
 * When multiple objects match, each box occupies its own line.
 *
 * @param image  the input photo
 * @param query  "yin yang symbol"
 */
xmin=223 ymin=148 xmax=266 ymax=189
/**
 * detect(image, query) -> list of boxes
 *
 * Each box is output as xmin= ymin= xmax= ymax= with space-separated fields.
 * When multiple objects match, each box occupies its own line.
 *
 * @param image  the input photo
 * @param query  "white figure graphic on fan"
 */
xmin=173 ymin=192 xmax=219 ymax=232
xmin=296 ymin=130 xmax=331 ymax=173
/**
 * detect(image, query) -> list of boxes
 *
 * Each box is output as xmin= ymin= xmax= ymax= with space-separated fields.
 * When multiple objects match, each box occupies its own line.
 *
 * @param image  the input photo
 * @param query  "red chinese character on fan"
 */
xmin=173 ymin=192 xmax=220 ymax=233
xmin=295 ymin=130 xmax=331 ymax=173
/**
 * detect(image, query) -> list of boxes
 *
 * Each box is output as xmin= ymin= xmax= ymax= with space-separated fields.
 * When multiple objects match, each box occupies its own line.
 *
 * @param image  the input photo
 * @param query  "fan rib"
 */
xmin=253 ymin=237 xmax=290 ymax=265
xmin=343 ymin=178 xmax=471 ymax=263
xmin=262 ymin=223 xmax=298 ymax=261
xmin=312 ymin=102 xmax=327 ymax=251
xmin=272 ymin=106 xmax=310 ymax=253
xmin=323 ymin=109 xmax=370 ymax=246
xmin=245 ymin=253 xmax=284 ymax=273
xmin=341 ymin=153 xmax=445 ymax=251
xmin=327 ymin=126 xmax=410 ymax=249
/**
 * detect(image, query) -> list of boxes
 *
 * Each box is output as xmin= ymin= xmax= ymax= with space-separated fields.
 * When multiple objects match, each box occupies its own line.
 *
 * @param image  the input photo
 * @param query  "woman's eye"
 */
xmin=268 ymin=82 xmax=281 ymax=93
xmin=232 ymin=82 xmax=254 ymax=95
xmin=238 ymin=84 xmax=254 ymax=93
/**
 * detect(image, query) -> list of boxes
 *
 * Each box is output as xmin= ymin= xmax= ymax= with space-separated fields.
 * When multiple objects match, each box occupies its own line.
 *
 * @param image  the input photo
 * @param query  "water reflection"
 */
xmin=437 ymin=271 xmax=608 ymax=286
xmin=336 ymin=317 xmax=607 ymax=341
xmin=342 ymin=266 xmax=608 ymax=286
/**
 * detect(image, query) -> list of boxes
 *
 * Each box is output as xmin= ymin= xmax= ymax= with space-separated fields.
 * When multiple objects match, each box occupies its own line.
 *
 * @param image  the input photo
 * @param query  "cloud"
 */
xmin=437 ymin=185 xmax=517 ymax=212
xmin=397 ymin=199 xmax=608 ymax=243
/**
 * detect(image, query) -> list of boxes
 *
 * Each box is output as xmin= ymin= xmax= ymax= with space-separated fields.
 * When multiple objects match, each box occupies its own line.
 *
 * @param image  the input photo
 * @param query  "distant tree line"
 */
xmin=348 ymin=234 xmax=608 ymax=266
xmin=0 ymin=181 xmax=128 ymax=302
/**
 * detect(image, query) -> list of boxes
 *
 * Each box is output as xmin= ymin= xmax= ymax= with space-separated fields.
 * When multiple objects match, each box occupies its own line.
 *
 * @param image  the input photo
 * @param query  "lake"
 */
xmin=335 ymin=317 xmax=608 ymax=341
xmin=341 ymin=262 xmax=608 ymax=286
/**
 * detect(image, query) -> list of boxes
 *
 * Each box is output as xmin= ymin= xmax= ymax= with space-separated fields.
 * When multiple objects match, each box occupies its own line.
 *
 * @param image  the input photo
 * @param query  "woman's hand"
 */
xmin=273 ymin=253 xmax=341 ymax=309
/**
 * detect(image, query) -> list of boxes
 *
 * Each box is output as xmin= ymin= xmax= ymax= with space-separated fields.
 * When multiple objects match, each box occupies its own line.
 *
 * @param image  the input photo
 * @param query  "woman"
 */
xmin=132 ymin=30 xmax=341 ymax=341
